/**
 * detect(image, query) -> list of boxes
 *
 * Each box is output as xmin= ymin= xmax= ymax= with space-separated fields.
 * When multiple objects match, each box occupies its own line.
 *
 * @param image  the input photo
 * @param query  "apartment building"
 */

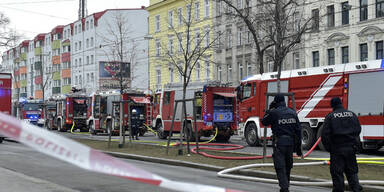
xmin=147 ymin=0 xmax=215 ymax=90
xmin=1 ymin=8 xmax=149 ymax=102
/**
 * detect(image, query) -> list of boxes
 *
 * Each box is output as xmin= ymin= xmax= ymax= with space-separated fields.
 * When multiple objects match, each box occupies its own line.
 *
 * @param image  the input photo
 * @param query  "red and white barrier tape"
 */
xmin=0 ymin=113 xmax=244 ymax=192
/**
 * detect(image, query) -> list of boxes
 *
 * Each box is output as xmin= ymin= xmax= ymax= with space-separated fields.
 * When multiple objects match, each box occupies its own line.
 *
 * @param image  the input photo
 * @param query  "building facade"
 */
xmin=1 ymin=8 xmax=149 ymax=102
xmin=147 ymin=0 xmax=215 ymax=91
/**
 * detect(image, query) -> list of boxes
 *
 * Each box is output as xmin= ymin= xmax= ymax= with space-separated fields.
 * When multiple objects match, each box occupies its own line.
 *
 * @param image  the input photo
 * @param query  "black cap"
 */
xmin=273 ymin=94 xmax=285 ymax=103
xmin=330 ymin=97 xmax=342 ymax=108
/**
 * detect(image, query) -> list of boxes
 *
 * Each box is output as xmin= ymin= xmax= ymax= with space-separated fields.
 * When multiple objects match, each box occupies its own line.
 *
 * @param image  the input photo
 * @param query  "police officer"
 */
xmin=262 ymin=94 xmax=302 ymax=192
xmin=131 ymin=109 xmax=140 ymax=140
xmin=321 ymin=97 xmax=362 ymax=192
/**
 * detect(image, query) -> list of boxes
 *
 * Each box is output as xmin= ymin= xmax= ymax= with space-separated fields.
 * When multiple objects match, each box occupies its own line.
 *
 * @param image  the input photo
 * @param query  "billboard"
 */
xmin=99 ymin=61 xmax=130 ymax=78
xmin=99 ymin=61 xmax=131 ymax=90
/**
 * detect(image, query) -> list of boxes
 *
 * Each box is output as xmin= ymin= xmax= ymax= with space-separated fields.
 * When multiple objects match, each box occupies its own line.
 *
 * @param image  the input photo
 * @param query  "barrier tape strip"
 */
xmin=0 ymin=113 xmax=244 ymax=192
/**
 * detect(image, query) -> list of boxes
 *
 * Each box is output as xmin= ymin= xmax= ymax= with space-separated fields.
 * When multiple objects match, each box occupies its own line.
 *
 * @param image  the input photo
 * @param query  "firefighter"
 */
xmin=321 ymin=97 xmax=362 ymax=192
xmin=131 ymin=109 xmax=140 ymax=140
xmin=261 ymin=94 xmax=302 ymax=192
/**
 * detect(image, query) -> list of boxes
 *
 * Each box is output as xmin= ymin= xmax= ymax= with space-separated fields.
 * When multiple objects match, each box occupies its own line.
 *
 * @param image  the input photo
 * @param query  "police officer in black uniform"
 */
xmin=262 ymin=94 xmax=302 ymax=192
xmin=131 ymin=109 xmax=140 ymax=140
xmin=322 ymin=97 xmax=362 ymax=192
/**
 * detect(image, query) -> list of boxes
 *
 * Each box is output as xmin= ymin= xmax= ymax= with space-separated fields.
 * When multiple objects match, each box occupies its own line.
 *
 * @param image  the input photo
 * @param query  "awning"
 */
xmin=131 ymin=96 xmax=151 ymax=104
xmin=213 ymin=92 xmax=236 ymax=98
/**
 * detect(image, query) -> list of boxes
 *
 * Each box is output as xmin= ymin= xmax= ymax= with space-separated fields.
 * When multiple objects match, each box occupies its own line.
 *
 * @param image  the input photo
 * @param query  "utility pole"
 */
xmin=78 ymin=0 xmax=88 ymax=19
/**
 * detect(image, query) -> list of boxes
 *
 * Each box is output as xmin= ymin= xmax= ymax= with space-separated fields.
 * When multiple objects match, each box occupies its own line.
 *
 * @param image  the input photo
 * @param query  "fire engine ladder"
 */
xmin=146 ymin=104 xmax=152 ymax=126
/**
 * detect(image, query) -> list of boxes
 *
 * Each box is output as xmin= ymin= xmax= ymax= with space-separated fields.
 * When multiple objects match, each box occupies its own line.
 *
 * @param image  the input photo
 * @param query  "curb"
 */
xmin=105 ymin=151 xmax=384 ymax=192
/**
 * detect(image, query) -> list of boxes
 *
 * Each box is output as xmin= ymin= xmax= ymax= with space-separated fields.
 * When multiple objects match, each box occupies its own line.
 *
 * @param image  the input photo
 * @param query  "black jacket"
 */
xmin=262 ymin=102 xmax=301 ymax=146
xmin=321 ymin=105 xmax=361 ymax=153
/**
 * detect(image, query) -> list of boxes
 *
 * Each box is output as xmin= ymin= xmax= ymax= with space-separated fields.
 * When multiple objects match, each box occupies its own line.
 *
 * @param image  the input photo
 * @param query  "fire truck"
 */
xmin=237 ymin=59 xmax=384 ymax=151
xmin=55 ymin=94 xmax=89 ymax=132
xmin=86 ymin=90 xmax=151 ymax=135
xmin=152 ymin=83 xmax=237 ymax=142
xmin=20 ymin=99 xmax=44 ymax=126
xmin=0 ymin=73 xmax=12 ymax=143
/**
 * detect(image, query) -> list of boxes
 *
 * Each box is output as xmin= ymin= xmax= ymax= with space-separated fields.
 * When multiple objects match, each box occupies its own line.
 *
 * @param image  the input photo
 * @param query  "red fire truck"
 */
xmin=55 ymin=94 xmax=89 ymax=132
xmin=86 ymin=90 xmax=151 ymax=135
xmin=0 ymin=73 xmax=12 ymax=143
xmin=152 ymin=83 xmax=237 ymax=142
xmin=238 ymin=59 xmax=384 ymax=151
xmin=20 ymin=99 xmax=44 ymax=126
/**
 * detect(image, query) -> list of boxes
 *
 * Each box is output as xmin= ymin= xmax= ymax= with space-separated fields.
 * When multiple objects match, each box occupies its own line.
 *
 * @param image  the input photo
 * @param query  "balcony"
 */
xmin=52 ymin=87 xmax=61 ymax=94
xmin=34 ymin=76 xmax=42 ymax=84
xmin=35 ymin=61 xmax=42 ymax=70
xmin=52 ymin=56 xmax=60 ymax=65
xmin=61 ymin=85 xmax=71 ymax=94
xmin=52 ymin=40 xmax=61 ymax=50
xmin=53 ymin=72 xmax=60 ymax=80
xmin=61 ymin=69 xmax=71 ymax=78
xmin=61 ymin=52 xmax=70 ymax=62
xmin=34 ymin=47 xmax=42 ymax=56
xmin=20 ymin=53 xmax=27 ymax=61
xmin=20 ymin=80 xmax=27 ymax=87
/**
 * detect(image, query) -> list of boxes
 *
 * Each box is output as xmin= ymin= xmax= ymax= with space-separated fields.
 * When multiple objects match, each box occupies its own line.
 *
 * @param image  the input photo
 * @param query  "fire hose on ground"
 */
xmin=212 ymin=137 xmax=384 ymax=187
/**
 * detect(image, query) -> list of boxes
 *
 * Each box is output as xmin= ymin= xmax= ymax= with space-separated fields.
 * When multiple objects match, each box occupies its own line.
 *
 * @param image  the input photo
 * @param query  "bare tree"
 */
xmin=0 ymin=12 xmax=19 ymax=48
xmin=157 ymin=0 xmax=220 ymax=148
xmin=97 ymin=11 xmax=140 ymax=147
xmin=219 ymin=0 xmax=312 ymax=91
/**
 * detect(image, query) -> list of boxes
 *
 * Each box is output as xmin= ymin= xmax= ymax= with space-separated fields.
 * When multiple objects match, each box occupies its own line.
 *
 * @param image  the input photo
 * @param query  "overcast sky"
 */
xmin=0 ymin=0 xmax=150 ymax=41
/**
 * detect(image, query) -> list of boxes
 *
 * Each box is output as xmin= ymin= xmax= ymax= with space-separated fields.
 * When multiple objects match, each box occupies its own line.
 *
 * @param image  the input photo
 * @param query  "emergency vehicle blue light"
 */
xmin=381 ymin=59 xmax=384 ymax=68
xmin=344 ymin=83 xmax=347 ymax=89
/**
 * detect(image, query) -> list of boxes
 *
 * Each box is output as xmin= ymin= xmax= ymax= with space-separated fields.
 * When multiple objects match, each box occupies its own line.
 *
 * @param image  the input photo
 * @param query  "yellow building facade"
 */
xmin=147 ymin=0 xmax=215 ymax=91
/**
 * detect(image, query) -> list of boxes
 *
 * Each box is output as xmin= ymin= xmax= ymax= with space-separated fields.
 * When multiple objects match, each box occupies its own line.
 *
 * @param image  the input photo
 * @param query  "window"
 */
xmin=86 ymin=39 xmax=89 ymax=48
xmin=86 ymin=21 xmax=89 ymax=30
xmin=196 ymin=62 xmax=200 ymax=80
xmin=74 ymin=59 xmax=78 ymax=67
xmin=87 ymin=73 xmax=90 ymax=82
xmin=327 ymin=5 xmax=335 ymax=27
xmin=243 ymin=83 xmax=252 ymax=100
xmin=156 ymin=39 xmax=161 ymax=57
xmin=377 ymin=0 xmax=384 ymax=17
xmin=79 ymin=58 xmax=82 ymax=66
xmin=237 ymin=27 xmax=243 ymax=46
xmin=195 ymin=2 xmax=200 ymax=21
xmin=75 ymin=76 xmax=78 ymax=84
xmin=226 ymin=29 xmax=232 ymax=48
xmin=341 ymin=46 xmax=349 ymax=63
xmin=217 ymin=31 xmax=222 ymax=49
xmin=360 ymin=43 xmax=368 ymax=61
xmin=217 ymin=66 xmax=222 ymax=81
xmin=170 ymin=68 xmax=174 ymax=83
xmin=91 ymin=73 xmax=94 ymax=81
xmin=178 ymin=8 xmax=183 ymax=25
xmin=75 ymin=42 xmax=78 ymax=51
xmin=204 ymin=0 xmax=209 ymax=18
xmin=79 ymin=75 xmax=82 ymax=85
xmin=293 ymin=52 xmax=300 ymax=69
xmin=86 ymin=56 xmax=89 ymax=65
xmin=168 ymin=11 xmax=173 ymax=28
xmin=205 ymin=60 xmax=210 ymax=79
xmin=376 ymin=41 xmax=383 ymax=59
xmin=79 ymin=41 xmax=82 ymax=50
xmin=90 ymin=37 xmax=94 ymax=47
xmin=155 ymin=15 xmax=160 ymax=32
xmin=156 ymin=69 xmax=161 ymax=85
xmin=195 ymin=29 xmax=200 ymax=49
xmin=169 ymin=37 xmax=174 ymax=55
xmin=237 ymin=0 xmax=243 ymax=9
xmin=312 ymin=9 xmax=319 ymax=31
xmin=246 ymin=61 xmax=251 ymax=76
xmin=204 ymin=27 xmax=210 ymax=47
xmin=341 ymin=2 xmax=349 ymax=25
xmin=178 ymin=33 xmax=183 ymax=53
xmin=238 ymin=62 xmax=243 ymax=80
xmin=91 ymin=55 xmax=94 ymax=64
xmin=328 ymin=48 xmax=335 ymax=65
xmin=64 ymin=78 xmax=71 ymax=85
xmin=186 ymin=4 xmax=191 ymax=21
xmin=360 ymin=0 xmax=368 ymax=21
xmin=90 ymin=19 xmax=93 ymax=28
xmin=312 ymin=51 xmax=319 ymax=67
xmin=216 ymin=1 xmax=222 ymax=16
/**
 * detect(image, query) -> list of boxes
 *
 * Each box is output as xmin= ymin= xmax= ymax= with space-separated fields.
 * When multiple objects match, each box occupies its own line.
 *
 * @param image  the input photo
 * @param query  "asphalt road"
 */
xmin=63 ymin=130 xmax=384 ymax=158
xmin=0 ymin=140 xmax=331 ymax=192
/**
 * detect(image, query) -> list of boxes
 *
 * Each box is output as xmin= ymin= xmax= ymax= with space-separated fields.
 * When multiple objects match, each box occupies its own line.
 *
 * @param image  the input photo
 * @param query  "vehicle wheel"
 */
xmin=0 ymin=137 xmax=3 ymax=143
xmin=57 ymin=121 xmax=64 ymax=132
xmin=245 ymin=122 xmax=261 ymax=146
xmin=156 ymin=123 xmax=168 ymax=139
xmin=89 ymin=122 xmax=96 ymax=135
xmin=301 ymin=123 xmax=316 ymax=150
xmin=316 ymin=124 xmax=326 ymax=151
